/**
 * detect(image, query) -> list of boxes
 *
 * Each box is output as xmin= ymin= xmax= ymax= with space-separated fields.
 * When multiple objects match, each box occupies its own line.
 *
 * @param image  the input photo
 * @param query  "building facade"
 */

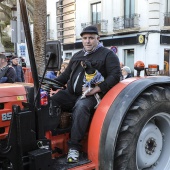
xmin=48 ymin=0 xmax=170 ymax=76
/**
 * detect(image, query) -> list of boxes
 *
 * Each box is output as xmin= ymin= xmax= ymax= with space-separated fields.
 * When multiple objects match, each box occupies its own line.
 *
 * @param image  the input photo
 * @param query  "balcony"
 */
xmin=57 ymin=7 xmax=63 ymax=16
xmin=113 ymin=13 xmax=140 ymax=31
xmin=57 ymin=23 xmax=63 ymax=30
xmin=164 ymin=13 xmax=170 ymax=26
xmin=81 ymin=20 xmax=108 ymax=34
xmin=47 ymin=29 xmax=54 ymax=40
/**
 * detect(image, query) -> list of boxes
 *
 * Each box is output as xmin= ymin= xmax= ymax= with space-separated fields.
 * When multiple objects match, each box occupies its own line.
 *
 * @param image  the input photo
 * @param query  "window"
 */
xmin=164 ymin=0 xmax=170 ymax=26
xmin=91 ymin=2 xmax=101 ymax=24
xmin=124 ymin=49 xmax=134 ymax=76
xmin=164 ymin=49 xmax=170 ymax=76
xmin=124 ymin=0 xmax=135 ymax=17
xmin=166 ymin=0 xmax=170 ymax=13
xmin=47 ymin=14 xmax=50 ymax=39
xmin=65 ymin=53 xmax=72 ymax=60
xmin=47 ymin=14 xmax=50 ymax=31
xmin=124 ymin=0 xmax=135 ymax=28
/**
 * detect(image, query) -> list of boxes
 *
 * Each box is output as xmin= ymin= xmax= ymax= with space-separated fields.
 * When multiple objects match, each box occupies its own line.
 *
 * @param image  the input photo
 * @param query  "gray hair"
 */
xmin=122 ymin=66 xmax=131 ymax=74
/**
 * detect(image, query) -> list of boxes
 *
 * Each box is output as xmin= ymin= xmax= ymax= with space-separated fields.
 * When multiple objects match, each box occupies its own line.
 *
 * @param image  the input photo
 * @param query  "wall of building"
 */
xmin=75 ymin=0 xmax=89 ymax=39
xmin=47 ymin=0 xmax=58 ymax=40
xmin=47 ymin=0 xmax=170 ymax=74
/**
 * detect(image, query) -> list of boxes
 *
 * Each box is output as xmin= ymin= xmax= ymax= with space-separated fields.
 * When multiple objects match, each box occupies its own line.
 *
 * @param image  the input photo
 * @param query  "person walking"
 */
xmin=0 ymin=53 xmax=16 ymax=83
xmin=11 ymin=55 xmax=25 ymax=82
xmin=51 ymin=25 xmax=121 ymax=162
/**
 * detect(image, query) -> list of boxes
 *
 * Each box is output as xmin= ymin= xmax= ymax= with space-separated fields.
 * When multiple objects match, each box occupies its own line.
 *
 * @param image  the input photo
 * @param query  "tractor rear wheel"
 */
xmin=114 ymin=85 xmax=170 ymax=170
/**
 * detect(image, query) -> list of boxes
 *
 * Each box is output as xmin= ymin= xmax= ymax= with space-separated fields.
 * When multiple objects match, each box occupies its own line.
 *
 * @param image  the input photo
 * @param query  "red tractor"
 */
xmin=0 ymin=0 xmax=170 ymax=170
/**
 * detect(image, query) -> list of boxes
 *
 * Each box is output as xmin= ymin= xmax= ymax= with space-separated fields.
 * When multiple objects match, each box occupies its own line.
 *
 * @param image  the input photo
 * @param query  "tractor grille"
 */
xmin=0 ymin=127 xmax=5 ymax=134
xmin=0 ymin=103 xmax=4 ymax=110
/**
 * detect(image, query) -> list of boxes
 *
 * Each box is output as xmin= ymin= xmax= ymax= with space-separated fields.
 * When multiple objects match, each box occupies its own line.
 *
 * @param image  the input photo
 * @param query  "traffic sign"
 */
xmin=110 ymin=46 xmax=118 ymax=53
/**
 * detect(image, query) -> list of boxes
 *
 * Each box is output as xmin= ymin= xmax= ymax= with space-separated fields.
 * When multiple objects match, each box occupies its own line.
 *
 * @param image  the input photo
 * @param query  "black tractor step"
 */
xmin=52 ymin=152 xmax=91 ymax=170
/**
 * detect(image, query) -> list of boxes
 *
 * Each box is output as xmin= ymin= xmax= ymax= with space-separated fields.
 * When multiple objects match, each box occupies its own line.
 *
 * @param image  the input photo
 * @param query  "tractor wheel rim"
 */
xmin=136 ymin=112 xmax=170 ymax=170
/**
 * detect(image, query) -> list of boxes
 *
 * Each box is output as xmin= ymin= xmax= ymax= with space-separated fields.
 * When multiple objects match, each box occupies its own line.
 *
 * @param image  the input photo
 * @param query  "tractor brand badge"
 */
xmin=17 ymin=96 xmax=24 ymax=100
xmin=1 ymin=112 xmax=12 ymax=121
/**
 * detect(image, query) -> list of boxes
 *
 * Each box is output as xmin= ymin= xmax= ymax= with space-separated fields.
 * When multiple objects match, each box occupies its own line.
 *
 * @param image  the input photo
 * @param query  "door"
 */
xmin=124 ymin=49 xmax=134 ymax=76
xmin=164 ymin=49 xmax=170 ymax=75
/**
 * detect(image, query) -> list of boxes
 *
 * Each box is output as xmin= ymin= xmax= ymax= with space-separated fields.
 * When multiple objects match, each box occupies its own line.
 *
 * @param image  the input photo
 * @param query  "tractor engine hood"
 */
xmin=0 ymin=83 xmax=28 ymax=103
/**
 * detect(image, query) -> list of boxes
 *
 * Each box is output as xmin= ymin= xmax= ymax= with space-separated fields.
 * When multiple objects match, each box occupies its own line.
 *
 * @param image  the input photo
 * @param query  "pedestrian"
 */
xmin=120 ymin=62 xmax=124 ymax=69
xmin=121 ymin=66 xmax=133 ymax=79
xmin=11 ymin=55 xmax=25 ymax=82
xmin=0 ymin=53 xmax=16 ymax=83
xmin=46 ymin=71 xmax=57 ymax=79
xmin=46 ymin=63 xmax=69 ymax=80
xmin=57 ymin=63 xmax=68 ymax=77
xmin=120 ymin=62 xmax=125 ymax=80
xmin=19 ymin=56 xmax=26 ymax=67
xmin=51 ymin=25 xmax=121 ymax=163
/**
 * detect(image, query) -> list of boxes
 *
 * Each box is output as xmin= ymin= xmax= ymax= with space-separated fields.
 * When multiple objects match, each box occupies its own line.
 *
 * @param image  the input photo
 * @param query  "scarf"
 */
xmin=83 ymin=42 xmax=103 ymax=56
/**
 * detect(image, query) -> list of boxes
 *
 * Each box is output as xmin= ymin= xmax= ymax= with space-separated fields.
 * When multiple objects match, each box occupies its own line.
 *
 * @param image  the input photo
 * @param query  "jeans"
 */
xmin=51 ymin=89 xmax=97 ymax=150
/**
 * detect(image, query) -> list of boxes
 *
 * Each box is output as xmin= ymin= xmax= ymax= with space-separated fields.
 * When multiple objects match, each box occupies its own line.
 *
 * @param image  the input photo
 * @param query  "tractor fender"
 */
xmin=88 ymin=76 xmax=170 ymax=170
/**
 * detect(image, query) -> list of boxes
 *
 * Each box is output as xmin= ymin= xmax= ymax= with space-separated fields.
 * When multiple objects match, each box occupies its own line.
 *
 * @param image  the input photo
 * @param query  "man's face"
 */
xmin=12 ymin=58 xmax=19 ymax=65
xmin=82 ymin=33 xmax=99 ymax=52
xmin=122 ymin=69 xmax=127 ymax=76
xmin=60 ymin=66 xmax=65 ymax=73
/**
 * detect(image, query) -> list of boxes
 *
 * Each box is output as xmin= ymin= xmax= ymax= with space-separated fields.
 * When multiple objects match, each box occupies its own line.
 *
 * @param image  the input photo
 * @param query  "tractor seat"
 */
xmin=51 ymin=111 xmax=72 ymax=135
xmin=51 ymin=108 xmax=95 ymax=136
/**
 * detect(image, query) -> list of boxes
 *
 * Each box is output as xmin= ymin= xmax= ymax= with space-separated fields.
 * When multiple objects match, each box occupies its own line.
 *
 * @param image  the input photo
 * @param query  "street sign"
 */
xmin=19 ymin=45 xmax=26 ymax=56
xmin=110 ymin=46 xmax=118 ymax=53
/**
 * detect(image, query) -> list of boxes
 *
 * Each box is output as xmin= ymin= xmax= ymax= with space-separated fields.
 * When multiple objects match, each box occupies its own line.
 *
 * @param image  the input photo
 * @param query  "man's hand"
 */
xmin=82 ymin=86 xmax=101 ymax=96
xmin=81 ymin=87 xmax=92 ymax=99
xmin=82 ymin=86 xmax=91 ymax=93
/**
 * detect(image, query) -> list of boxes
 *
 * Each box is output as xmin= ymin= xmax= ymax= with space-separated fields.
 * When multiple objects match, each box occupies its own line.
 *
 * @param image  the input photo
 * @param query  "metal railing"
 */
xmin=113 ymin=13 xmax=140 ymax=30
xmin=81 ymin=20 xmax=108 ymax=33
xmin=164 ymin=13 xmax=170 ymax=26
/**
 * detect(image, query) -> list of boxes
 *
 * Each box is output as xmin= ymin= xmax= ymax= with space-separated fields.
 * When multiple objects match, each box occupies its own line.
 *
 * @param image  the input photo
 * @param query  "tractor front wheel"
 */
xmin=114 ymin=85 xmax=170 ymax=170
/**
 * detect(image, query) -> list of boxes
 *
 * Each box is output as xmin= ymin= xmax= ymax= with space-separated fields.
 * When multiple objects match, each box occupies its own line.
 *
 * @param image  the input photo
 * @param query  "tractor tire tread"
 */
xmin=114 ymin=85 xmax=170 ymax=170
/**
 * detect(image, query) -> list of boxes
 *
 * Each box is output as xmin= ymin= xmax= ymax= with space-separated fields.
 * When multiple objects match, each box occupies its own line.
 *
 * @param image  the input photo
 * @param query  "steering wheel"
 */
xmin=38 ymin=76 xmax=66 ymax=92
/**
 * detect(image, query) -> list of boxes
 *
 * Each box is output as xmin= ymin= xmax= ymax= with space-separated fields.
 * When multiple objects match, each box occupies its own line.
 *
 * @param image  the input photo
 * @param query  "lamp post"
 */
xmin=11 ymin=5 xmax=17 ymax=55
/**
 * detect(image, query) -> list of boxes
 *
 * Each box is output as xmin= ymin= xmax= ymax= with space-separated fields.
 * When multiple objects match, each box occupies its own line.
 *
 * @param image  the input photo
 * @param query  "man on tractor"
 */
xmin=51 ymin=25 xmax=121 ymax=163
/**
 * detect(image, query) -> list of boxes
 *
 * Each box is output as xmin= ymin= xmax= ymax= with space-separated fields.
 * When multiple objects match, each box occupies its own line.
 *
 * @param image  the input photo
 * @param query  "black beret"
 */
xmin=80 ymin=26 xmax=99 ymax=36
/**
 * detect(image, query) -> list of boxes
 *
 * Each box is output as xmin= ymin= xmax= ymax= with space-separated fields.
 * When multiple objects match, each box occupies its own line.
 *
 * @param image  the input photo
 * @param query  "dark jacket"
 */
xmin=0 ymin=65 xmax=16 ymax=83
xmin=55 ymin=47 xmax=121 ymax=96
xmin=12 ymin=64 xmax=25 ymax=82
xmin=126 ymin=73 xmax=133 ymax=79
